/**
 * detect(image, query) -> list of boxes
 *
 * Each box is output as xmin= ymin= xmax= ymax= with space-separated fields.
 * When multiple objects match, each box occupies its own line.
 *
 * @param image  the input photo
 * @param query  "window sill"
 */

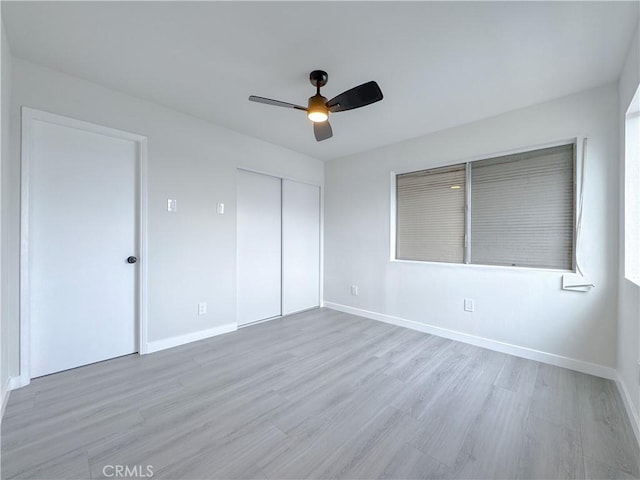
xmin=390 ymin=258 xmax=575 ymax=274
xmin=624 ymin=276 xmax=640 ymax=288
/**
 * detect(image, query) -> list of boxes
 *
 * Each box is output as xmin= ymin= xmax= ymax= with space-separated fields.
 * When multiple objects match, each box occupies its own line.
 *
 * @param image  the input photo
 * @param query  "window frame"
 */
xmin=624 ymin=86 xmax=640 ymax=286
xmin=390 ymin=137 xmax=582 ymax=273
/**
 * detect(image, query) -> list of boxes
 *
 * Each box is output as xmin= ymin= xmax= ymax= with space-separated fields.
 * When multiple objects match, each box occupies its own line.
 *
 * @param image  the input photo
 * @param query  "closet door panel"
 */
xmin=237 ymin=170 xmax=282 ymax=325
xmin=282 ymin=179 xmax=320 ymax=315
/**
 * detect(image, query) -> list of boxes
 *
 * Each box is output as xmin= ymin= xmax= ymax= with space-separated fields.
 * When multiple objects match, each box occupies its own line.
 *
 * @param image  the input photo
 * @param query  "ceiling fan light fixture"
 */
xmin=307 ymin=94 xmax=328 ymax=123
xmin=308 ymin=111 xmax=328 ymax=123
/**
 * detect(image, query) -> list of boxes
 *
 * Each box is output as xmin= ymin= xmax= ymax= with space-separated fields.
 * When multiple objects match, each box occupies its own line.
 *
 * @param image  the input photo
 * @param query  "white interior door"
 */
xmin=282 ymin=180 xmax=320 ymax=315
xmin=28 ymin=116 xmax=138 ymax=378
xmin=237 ymin=170 xmax=282 ymax=325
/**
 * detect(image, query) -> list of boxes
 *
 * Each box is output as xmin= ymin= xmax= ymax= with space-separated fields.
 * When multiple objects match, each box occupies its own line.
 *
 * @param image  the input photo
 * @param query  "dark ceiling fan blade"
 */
xmin=313 ymin=120 xmax=333 ymax=142
xmin=326 ymin=81 xmax=383 ymax=112
xmin=249 ymin=95 xmax=307 ymax=111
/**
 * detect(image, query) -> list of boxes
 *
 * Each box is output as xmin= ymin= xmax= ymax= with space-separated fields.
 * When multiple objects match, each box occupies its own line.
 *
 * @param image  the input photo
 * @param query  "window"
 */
xmin=625 ymin=86 xmax=640 ymax=284
xmin=395 ymin=143 xmax=575 ymax=270
xmin=396 ymin=165 xmax=466 ymax=263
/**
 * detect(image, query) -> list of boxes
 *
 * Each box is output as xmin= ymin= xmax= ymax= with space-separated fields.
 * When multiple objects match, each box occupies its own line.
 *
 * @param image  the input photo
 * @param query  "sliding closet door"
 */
xmin=282 ymin=179 xmax=320 ymax=315
xmin=237 ymin=170 xmax=282 ymax=325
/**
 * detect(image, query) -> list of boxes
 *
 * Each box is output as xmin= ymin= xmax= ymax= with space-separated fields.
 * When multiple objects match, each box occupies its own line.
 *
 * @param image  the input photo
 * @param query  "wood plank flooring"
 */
xmin=2 ymin=308 xmax=638 ymax=479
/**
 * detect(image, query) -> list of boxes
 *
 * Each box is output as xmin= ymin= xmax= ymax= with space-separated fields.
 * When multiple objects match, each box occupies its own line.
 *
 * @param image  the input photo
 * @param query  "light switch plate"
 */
xmin=167 ymin=199 xmax=177 ymax=212
xmin=217 ymin=202 xmax=225 ymax=214
xmin=464 ymin=298 xmax=474 ymax=312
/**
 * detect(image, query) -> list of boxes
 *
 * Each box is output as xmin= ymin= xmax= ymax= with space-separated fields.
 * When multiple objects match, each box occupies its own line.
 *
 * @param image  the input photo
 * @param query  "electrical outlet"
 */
xmin=464 ymin=298 xmax=474 ymax=312
xmin=198 ymin=302 xmax=207 ymax=315
xmin=351 ymin=285 xmax=359 ymax=296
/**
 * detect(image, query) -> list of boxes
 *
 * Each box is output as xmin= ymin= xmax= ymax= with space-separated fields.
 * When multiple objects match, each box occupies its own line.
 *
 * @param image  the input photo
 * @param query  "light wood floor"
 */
xmin=2 ymin=308 xmax=638 ymax=479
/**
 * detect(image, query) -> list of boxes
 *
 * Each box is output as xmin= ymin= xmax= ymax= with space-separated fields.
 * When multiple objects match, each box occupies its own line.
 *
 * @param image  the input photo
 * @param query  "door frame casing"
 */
xmin=18 ymin=107 xmax=149 ymax=387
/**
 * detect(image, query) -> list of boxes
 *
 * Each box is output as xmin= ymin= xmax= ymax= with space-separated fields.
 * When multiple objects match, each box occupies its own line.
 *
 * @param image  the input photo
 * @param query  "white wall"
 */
xmin=618 ymin=26 xmax=640 ymax=432
xmin=6 ymin=59 xmax=323 ymax=379
xmin=325 ymin=83 xmax=619 ymax=370
xmin=1 ymin=18 xmax=13 ymax=413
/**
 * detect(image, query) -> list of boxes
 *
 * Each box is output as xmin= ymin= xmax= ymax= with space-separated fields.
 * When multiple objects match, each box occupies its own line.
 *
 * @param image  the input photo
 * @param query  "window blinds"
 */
xmin=396 ymin=164 xmax=466 ymax=263
xmin=469 ymin=144 xmax=574 ymax=269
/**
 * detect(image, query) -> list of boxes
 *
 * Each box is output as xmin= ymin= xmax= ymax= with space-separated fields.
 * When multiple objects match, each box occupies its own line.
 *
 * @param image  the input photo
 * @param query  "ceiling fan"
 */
xmin=248 ymin=70 xmax=383 ymax=142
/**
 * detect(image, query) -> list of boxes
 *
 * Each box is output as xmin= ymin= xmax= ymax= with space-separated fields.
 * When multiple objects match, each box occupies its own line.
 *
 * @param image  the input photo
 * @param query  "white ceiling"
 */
xmin=2 ymin=1 xmax=638 ymax=161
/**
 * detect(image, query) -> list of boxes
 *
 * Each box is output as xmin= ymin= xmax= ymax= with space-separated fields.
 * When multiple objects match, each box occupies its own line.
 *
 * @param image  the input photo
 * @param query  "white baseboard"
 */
xmin=9 ymin=375 xmax=29 ymax=390
xmin=615 ymin=372 xmax=640 ymax=448
xmin=0 ymin=375 xmax=28 ymax=421
xmin=323 ymin=302 xmax=617 ymax=380
xmin=146 ymin=324 xmax=237 ymax=354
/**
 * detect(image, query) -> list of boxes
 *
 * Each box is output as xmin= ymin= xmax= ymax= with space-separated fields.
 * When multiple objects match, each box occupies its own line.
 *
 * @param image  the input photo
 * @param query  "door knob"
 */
xmin=127 ymin=256 xmax=138 ymax=264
